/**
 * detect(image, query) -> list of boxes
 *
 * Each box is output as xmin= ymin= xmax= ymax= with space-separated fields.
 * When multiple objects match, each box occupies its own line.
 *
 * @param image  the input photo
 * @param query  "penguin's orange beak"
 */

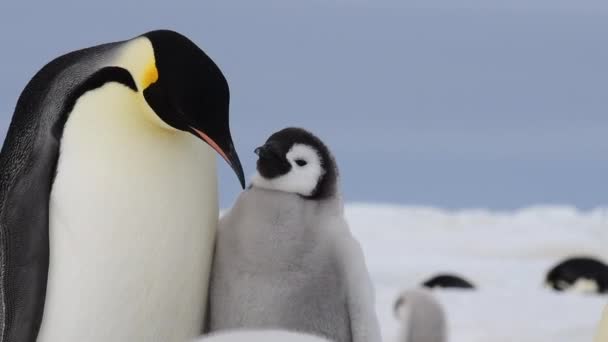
xmin=192 ymin=127 xmax=245 ymax=189
xmin=193 ymin=128 xmax=229 ymax=162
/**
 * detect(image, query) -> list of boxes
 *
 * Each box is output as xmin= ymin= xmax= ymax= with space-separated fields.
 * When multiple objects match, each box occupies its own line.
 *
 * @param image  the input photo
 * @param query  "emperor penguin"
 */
xmin=0 ymin=30 xmax=245 ymax=342
xmin=208 ymin=127 xmax=382 ymax=342
xmin=393 ymin=289 xmax=447 ymax=342
xmin=545 ymin=256 xmax=608 ymax=294
xmin=422 ymin=274 xmax=475 ymax=290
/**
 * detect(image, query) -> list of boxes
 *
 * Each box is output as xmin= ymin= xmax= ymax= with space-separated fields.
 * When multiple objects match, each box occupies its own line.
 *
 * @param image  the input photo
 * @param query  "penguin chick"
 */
xmin=208 ymin=127 xmax=382 ymax=342
xmin=394 ymin=289 xmax=447 ymax=342
xmin=545 ymin=256 xmax=608 ymax=294
xmin=250 ymin=127 xmax=338 ymax=199
xmin=193 ymin=330 xmax=330 ymax=342
xmin=422 ymin=274 xmax=475 ymax=290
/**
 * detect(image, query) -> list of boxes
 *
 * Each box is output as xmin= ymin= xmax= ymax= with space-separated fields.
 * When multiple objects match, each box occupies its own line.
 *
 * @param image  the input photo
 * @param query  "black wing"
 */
xmin=0 ymin=41 xmax=122 ymax=342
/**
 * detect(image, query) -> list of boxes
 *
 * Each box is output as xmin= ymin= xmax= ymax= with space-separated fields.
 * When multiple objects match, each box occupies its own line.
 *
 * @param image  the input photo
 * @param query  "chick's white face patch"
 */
xmin=252 ymin=143 xmax=324 ymax=196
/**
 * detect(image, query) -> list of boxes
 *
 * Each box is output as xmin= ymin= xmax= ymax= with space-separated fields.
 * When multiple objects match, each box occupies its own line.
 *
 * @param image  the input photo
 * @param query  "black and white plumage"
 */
xmin=250 ymin=127 xmax=338 ymax=199
xmin=208 ymin=128 xmax=382 ymax=342
xmin=545 ymin=257 xmax=608 ymax=294
xmin=422 ymin=274 xmax=475 ymax=290
xmin=0 ymin=30 xmax=244 ymax=342
xmin=394 ymin=289 xmax=447 ymax=342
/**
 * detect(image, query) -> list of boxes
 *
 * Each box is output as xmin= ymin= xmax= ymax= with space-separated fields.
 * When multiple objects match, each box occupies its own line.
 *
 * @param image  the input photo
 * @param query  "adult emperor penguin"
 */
xmin=208 ymin=127 xmax=382 ymax=342
xmin=0 ymin=30 xmax=245 ymax=342
xmin=545 ymin=256 xmax=608 ymax=294
xmin=422 ymin=273 xmax=475 ymax=290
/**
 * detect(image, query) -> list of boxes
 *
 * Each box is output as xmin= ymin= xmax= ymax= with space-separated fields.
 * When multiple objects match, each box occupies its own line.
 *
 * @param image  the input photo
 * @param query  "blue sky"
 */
xmin=0 ymin=0 xmax=606 ymax=209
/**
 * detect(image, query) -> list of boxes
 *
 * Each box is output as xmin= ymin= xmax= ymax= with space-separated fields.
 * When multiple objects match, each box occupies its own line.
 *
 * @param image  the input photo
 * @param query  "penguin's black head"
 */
xmin=421 ymin=274 xmax=475 ymax=290
xmin=546 ymin=266 xmax=577 ymax=291
xmin=139 ymin=30 xmax=245 ymax=188
xmin=251 ymin=127 xmax=338 ymax=199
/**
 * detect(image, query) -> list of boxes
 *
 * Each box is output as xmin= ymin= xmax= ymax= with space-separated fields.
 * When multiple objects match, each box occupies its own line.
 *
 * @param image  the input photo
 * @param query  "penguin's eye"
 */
xmin=295 ymin=159 xmax=307 ymax=167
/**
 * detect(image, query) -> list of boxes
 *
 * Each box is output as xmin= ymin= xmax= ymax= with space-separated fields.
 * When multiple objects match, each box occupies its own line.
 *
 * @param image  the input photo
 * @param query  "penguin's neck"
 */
xmin=246 ymin=186 xmax=344 ymax=220
xmin=38 ymin=83 xmax=218 ymax=342
xmin=224 ymin=188 xmax=345 ymax=275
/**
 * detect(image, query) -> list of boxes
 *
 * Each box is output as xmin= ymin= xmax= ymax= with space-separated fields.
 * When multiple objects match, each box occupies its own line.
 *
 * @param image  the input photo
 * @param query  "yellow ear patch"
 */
xmin=142 ymin=62 xmax=159 ymax=89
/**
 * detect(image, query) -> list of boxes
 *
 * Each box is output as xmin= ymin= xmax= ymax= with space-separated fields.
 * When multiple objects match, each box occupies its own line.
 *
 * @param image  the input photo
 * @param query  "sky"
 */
xmin=0 ymin=0 xmax=606 ymax=209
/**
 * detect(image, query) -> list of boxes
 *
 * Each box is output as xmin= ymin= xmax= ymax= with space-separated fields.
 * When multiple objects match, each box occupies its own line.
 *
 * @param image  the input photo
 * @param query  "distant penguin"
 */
xmin=0 ymin=30 xmax=245 ymax=342
xmin=545 ymin=257 xmax=608 ymax=294
xmin=394 ymin=289 xmax=447 ymax=342
xmin=422 ymin=274 xmax=475 ymax=290
xmin=208 ymin=127 xmax=382 ymax=342
xmin=194 ymin=330 xmax=330 ymax=342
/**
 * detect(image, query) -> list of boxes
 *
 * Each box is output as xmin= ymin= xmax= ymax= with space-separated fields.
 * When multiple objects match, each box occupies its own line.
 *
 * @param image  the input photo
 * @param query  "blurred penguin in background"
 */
xmin=394 ymin=289 xmax=447 ymax=342
xmin=208 ymin=127 xmax=382 ymax=342
xmin=422 ymin=274 xmax=475 ymax=290
xmin=545 ymin=256 xmax=608 ymax=294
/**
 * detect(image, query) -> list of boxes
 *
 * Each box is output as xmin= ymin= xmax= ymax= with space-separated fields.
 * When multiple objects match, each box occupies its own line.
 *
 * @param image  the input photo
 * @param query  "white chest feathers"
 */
xmin=37 ymin=83 xmax=218 ymax=342
xmin=565 ymin=278 xmax=600 ymax=294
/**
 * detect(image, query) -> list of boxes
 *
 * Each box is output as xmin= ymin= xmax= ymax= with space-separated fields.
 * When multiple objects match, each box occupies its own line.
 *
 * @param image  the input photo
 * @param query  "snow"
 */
xmin=346 ymin=204 xmax=608 ymax=342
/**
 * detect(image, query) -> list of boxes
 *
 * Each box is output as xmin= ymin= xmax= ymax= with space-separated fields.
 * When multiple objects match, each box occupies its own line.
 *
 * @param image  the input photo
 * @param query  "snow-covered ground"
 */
xmin=347 ymin=204 xmax=608 ymax=342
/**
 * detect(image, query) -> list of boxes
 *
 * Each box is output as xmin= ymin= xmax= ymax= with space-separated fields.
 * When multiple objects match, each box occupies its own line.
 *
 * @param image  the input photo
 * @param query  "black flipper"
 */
xmin=0 ymin=41 xmax=125 ymax=342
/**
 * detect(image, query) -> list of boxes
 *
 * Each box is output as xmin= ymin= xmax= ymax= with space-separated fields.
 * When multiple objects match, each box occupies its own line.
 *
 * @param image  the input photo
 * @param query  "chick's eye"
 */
xmin=295 ymin=159 xmax=307 ymax=167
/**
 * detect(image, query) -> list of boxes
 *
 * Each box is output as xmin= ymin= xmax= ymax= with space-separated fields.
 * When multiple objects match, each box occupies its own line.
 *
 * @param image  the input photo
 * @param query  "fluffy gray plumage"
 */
xmin=394 ymin=289 xmax=446 ymax=342
xmin=208 ymin=187 xmax=382 ymax=342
